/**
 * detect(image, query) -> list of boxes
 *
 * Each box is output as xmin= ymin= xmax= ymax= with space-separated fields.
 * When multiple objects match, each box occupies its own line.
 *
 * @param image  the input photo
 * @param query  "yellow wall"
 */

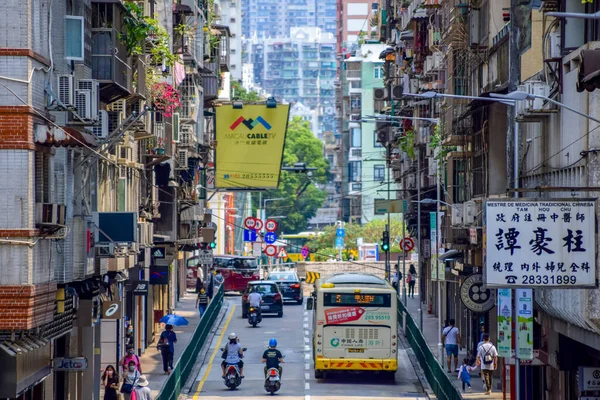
xmin=521 ymin=10 xmax=545 ymax=81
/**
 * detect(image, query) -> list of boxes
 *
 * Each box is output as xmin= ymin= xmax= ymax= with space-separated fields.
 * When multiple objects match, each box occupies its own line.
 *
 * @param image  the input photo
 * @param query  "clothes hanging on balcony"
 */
xmin=577 ymin=49 xmax=600 ymax=93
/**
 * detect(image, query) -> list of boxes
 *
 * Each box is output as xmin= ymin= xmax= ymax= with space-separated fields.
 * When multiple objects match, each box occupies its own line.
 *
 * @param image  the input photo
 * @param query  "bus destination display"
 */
xmin=323 ymin=293 xmax=391 ymax=307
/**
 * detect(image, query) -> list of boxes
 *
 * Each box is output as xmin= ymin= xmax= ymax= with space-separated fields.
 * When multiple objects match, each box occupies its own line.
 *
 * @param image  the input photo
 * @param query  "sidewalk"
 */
xmin=139 ymin=291 xmax=201 ymax=398
xmin=403 ymin=292 xmax=507 ymax=400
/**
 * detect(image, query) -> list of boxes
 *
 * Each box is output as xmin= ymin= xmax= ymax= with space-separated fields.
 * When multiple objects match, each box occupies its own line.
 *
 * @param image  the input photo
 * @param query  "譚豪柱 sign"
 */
xmin=485 ymin=199 xmax=597 ymax=287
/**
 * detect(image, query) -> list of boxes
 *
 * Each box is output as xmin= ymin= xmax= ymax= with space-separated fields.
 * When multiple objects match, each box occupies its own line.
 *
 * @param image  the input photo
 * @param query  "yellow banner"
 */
xmin=215 ymin=104 xmax=290 ymax=189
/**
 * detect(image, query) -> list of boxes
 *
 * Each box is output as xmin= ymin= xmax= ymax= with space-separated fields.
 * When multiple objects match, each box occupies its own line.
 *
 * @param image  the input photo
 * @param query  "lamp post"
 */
xmin=262 ymin=198 xmax=285 ymax=232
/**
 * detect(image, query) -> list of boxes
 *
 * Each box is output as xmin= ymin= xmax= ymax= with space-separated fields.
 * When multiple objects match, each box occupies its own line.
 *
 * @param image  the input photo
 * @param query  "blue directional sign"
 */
xmin=243 ymin=229 xmax=257 ymax=242
xmin=264 ymin=232 xmax=278 ymax=244
xmin=336 ymin=228 xmax=345 ymax=237
xmin=335 ymin=237 xmax=345 ymax=249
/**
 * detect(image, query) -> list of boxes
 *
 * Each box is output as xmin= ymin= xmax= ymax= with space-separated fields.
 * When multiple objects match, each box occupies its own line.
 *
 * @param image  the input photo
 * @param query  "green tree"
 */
xmin=262 ymin=117 xmax=329 ymax=233
xmin=230 ymin=80 xmax=263 ymax=101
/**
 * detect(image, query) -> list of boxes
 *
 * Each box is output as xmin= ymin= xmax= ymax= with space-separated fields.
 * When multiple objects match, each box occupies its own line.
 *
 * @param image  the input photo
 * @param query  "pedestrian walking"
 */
xmin=133 ymin=375 xmax=153 ymax=400
xmin=101 ymin=365 xmax=119 ymax=400
xmin=158 ymin=324 xmax=177 ymax=375
xmin=392 ymin=270 xmax=400 ymax=291
xmin=442 ymin=318 xmax=461 ymax=373
xmin=196 ymin=287 xmax=209 ymax=317
xmin=119 ymin=347 xmax=142 ymax=374
xmin=121 ymin=360 xmax=140 ymax=400
xmin=214 ymin=269 xmax=224 ymax=289
xmin=207 ymin=267 xmax=215 ymax=300
xmin=407 ymin=264 xmax=417 ymax=298
xmin=457 ymin=358 xmax=474 ymax=393
xmin=476 ymin=333 xmax=498 ymax=395
xmin=195 ymin=275 xmax=203 ymax=294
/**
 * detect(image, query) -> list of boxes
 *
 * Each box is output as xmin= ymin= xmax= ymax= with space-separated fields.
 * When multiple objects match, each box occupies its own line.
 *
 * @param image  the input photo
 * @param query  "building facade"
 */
xmin=0 ymin=0 xmax=232 ymax=398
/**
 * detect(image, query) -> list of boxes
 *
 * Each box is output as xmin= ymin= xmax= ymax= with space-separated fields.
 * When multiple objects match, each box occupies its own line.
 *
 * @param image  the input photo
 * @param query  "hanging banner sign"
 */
xmin=215 ymin=104 xmax=291 ymax=189
xmin=497 ymin=288 xmax=512 ymax=357
xmin=485 ymin=199 xmax=597 ymax=287
xmin=517 ymin=288 xmax=534 ymax=360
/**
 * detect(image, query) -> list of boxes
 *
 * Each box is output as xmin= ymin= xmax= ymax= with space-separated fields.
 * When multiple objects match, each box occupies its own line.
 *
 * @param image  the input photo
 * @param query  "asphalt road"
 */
xmin=187 ymin=294 xmax=426 ymax=400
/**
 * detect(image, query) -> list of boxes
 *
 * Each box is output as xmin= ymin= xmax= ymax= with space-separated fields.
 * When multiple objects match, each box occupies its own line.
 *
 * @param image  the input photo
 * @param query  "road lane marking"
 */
xmin=305 ymin=396 xmax=311 ymax=400
xmin=304 ymin=345 xmax=310 ymax=351
xmin=305 ymin=372 xmax=310 ymax=380
xmin=304 ymin=330 xmax=309 ymax=335
xmin=304 ymin=323 xmax=309 ymax=328
xmin=305 ymin=353 xmax=310 ymax=360
xmin=304 ymin=317 xmax=308 ymax=322
xmin=305 ymin=363 xmax=310 ymax=370
xmin=304 ymin=337 xmax=309 ymax=343
xmin=191 ymin=304 xmax=236 ymax=399
xmin=305 ymin=382 xmax=310 ymax=390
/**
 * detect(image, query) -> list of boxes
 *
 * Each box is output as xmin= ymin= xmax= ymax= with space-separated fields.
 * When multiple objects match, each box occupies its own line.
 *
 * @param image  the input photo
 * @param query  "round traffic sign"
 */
xmin=254 ymin=218 xmax=264 ymax=231
xmin=400 ymin=238 xmax=415 ymax=252
xmin=264 ymin=245 xmax=277 ymax=257
xmin=265 ymin=219 xmax=278 ymax=232
xmin=244 ymin=217 xmax=257 ymax=230
xmin=264 ymin=232 xmax=277 ymax=244
xmin=301 ymin=245 xmax=309 ymax=258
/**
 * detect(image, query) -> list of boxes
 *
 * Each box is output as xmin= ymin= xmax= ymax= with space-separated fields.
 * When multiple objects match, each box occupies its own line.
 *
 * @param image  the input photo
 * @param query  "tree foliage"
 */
xmin=307 ymin=218 xmax=406 ymax=258
xmin=230 ymin=80 xmax=263 ymax=102
xmin=262 ymin=117 xmax=329 ymax=233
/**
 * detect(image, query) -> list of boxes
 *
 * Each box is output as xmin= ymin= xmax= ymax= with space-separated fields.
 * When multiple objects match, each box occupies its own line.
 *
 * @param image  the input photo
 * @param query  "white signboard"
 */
xmin=196 ymin=249 xmax=214 ymax=265
xmin=581 ymin=367 xmax=600 ymax=391
xmin=485 ymin=199 xmax=596 ymax=287
xmin=252 ymin=242 xmax=262 ymax=257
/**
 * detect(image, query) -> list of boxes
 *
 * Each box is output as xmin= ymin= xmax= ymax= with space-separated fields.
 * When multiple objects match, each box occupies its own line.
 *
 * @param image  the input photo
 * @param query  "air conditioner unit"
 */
xmin=75 ymin=89 xmax=92 ymax=120
xmin=463 ymin=200 xmax=477 ymax=225
xmin=373 ymin=87 xmax=387 ymax=101
xmin=57 ymin=74 xmax=75 ymax=107
xmin=96 ymin=243 xmax=115 ymax=257
xmin=88 ymin=110 xmax=109 ymax=138
xmin=432 ymin=52 xmax=443 ymax=70
xmin=178 ymin=149 xmax=189 ymax=169
xmin=108 ymin=111 xmax=126 ymax=134
xmin=409 ymin=79 xmax=419 ymax=94
xmin=108 ymin=99 xmax=127 ymax=113
xmin=129 ymin=243 xmax=139 ymax=253
xmin=391 ymin=85 xmax=403 ymax=100
xmin=180 ymin=124 xmax=195 ymax=146
xmin=138 ymin=222 xmax=147 ymax=246
xmin=549 ymin=31 xmax=561 ymax=59
xmin=118 ymin=165 xmax=127 ymax=178
xmin=424 ymin=56 xmax=433 ymax=73
xmin=113 ymin=245 xmax=129 ymax=257
xmin=146 ymin=222 xmax=153 ymax=245
xmin=451 ymin=206 xmax=463 ymax=226
xmin=349 ymin=147 xmax=362 ymax=159
xmin=77 ymin=79 xmax=99 ymax=120
xmin=36 ymin=203 xmax=66 ymax=226
xmin=527 ymin=81 xmax=550 ymax=111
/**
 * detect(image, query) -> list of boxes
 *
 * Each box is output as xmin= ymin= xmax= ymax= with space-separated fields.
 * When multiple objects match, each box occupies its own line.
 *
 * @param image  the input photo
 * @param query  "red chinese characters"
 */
xmin=324 ymin=307 xmax=365 ymax=324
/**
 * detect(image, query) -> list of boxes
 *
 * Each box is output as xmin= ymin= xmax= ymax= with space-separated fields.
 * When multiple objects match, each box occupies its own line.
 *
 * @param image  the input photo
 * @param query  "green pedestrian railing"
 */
xmin=397 ymin=297 xmax=462 ymax=400
xmin=156 ymin=285 xmax=224 ymax=400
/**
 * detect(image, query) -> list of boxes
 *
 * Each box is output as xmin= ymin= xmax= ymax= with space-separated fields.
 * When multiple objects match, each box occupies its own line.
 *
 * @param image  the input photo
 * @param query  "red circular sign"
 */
xmin=265 ymin=219 xmax=278 ymax=232
xmin=244 ymin=217 xmax=257 ymax=229
xmin=264 ymin=245 xmax=277 ymax=257
xmin=400 ymin=238 xmax=415 ymax=252
xmin=254 ymin=218 xmax=264 ymax=231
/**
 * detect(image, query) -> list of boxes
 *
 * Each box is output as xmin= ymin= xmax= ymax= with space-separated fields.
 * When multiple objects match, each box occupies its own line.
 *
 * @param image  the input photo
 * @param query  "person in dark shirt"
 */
xmin=261 ymin=338 xmax=284 ymax=378
xmin=196 ymin=287 xmax=209 ymax=316
xmin=158 ymin=324 xmax=177 ymax=375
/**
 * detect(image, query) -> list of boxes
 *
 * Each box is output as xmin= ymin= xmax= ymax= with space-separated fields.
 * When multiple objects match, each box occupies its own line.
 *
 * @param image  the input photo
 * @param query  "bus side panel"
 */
xmin=322 ymin=325 xmax=391 ymax=359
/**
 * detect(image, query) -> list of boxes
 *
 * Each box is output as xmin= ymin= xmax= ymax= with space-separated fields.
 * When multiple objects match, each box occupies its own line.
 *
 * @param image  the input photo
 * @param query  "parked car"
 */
xmin=267 ymin=271 xmax=303 ymax=305
xmin=242 ymin=281 xmax=283 ymax=318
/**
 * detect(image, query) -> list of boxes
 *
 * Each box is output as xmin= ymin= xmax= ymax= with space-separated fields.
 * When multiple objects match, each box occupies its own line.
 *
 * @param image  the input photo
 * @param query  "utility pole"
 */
xmin=509 ymin=1 xmax=521 ymax=399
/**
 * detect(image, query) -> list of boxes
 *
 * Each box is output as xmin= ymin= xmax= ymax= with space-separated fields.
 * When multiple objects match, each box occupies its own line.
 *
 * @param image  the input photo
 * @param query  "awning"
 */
xmin=439 ymin=249 xmax=463 ymax=261
xmin=577 ymin=49 xmax=600 ymax=93
xmin=172 ymin=3 xmax=192 ymax=14
xmin=34 ymin=125 xmax=98 ymax=148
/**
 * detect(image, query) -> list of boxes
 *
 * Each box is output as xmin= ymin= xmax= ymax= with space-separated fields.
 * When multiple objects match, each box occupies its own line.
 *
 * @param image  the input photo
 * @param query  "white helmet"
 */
xmin=228 ymin=333 xmax=237 ymax=340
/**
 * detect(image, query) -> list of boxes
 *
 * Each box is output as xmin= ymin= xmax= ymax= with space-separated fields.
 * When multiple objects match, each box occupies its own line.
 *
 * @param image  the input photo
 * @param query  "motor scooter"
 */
xmin=248 ymin=307 xmax=262 ymax=327
xmin=221 ymin=347 xmax=247 ymax=390
xmin=264 ymin=355 xmax=285 ymax=395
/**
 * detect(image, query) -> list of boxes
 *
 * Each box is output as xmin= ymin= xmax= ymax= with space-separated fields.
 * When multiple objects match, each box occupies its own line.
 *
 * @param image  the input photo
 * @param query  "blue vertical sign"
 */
xmin=243 ymin=229 xmax=257 ymax=242
xmin=336 ymin=227 xmax=345 ymax=249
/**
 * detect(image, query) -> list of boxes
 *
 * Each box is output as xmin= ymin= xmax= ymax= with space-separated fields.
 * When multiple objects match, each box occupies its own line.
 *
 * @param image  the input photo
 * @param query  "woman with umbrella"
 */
xmin=157 ymin=316 xmax=187 ymax=375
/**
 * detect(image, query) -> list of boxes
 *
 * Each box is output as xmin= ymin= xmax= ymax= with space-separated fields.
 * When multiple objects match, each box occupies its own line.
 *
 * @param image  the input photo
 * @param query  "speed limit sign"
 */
xmin=265 ymin=219 xmax=278 ymax=232
xmin=264 ymin=245 xmax=277 ymax=257
xmin=244 ymin=217 xmax=257 ymax=230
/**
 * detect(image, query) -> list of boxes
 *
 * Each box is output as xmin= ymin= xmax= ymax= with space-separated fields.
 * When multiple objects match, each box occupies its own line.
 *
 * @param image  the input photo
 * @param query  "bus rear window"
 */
xmin=214 ymin=257 xmax=258 ymax=270
xmin=323 ymin=293 xmax=391 ymax=307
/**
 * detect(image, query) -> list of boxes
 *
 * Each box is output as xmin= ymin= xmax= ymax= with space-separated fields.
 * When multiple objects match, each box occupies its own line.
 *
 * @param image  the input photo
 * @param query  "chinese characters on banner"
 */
xmin=497 ymin=289 xmax=512 ymax=357
xmin=517 ymin=289 xmax=533 ymax=360
xmin=430 ymin=212 xmax=445 ymax=280
xmin=324 ymin=307 xmax=365 ymax=324
xmin=485 ymin=200 xmax=596 ymax=287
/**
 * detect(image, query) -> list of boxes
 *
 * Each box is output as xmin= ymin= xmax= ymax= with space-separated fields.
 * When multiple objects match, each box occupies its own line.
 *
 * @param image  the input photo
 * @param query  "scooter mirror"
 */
xmin=242 ymin=347 xmax=248 ymax=351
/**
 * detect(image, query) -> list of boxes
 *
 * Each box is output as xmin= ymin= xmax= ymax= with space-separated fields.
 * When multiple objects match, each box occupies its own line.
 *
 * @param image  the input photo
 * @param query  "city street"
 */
xmin=186 ymin=294 xmax=426 ymax=399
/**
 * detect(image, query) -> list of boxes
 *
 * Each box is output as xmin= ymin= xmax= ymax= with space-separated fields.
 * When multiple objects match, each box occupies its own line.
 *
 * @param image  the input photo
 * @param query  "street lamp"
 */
xmin=546 ymin=11 xmax=600 ymax=19
xmin=262 ymin=198 xmax=285 ymax=230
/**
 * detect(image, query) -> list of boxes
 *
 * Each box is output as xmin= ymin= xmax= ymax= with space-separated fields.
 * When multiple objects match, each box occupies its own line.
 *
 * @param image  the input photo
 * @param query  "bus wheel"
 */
xmin=314 ymin=369 xmax=325 ymax=379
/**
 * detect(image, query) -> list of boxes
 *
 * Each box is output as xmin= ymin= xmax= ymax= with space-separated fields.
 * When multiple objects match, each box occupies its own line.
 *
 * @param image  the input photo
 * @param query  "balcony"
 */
xmin=92 ymin=28 xmax=131 ymax=103
xmin=201 ymin=62 xmax=219 ymax=102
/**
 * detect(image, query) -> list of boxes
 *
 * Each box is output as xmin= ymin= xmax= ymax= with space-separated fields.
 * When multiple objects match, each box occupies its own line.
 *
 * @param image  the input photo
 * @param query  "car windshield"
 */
xmin=250 ymin=284 xmax=277 ymax=294
xmin=214 ymin=257 xmax=258 ymax=270
xmin=269 ymin=273 xmax=296 ymax=281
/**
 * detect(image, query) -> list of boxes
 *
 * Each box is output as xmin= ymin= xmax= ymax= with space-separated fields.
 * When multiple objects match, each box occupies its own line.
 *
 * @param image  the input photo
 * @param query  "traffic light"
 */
xmin=210 ymin=241 xmax=216 ymax=249
xmin=381 ymin=231 xmax=390 ymax=252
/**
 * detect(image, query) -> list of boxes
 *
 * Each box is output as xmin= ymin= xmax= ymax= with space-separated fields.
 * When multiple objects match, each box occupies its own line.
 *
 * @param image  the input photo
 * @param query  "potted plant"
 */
xmin=151 ymin=82 xmax=181 ymax=118
xmin=154 ymin=137 xmax=166 ymax=155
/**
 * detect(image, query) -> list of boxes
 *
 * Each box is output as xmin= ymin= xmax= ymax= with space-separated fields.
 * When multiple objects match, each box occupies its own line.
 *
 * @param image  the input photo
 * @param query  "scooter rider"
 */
xmin=221 ymin=333 xmax=244 ymax=378
xmin=248 ymin=287 xmax=263 ymax=320
xmin=262 ymin=338 xmax=284 ymax=378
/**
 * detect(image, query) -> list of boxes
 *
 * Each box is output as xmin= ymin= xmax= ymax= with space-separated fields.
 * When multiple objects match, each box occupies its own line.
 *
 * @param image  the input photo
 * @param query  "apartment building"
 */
xmin=243 ymin=27 xmax=337 ymax=137
xmin=374 ymin=0 xmax=600 ymax=398
xmin=217 ymin=0 xmax=243 ymax=81
xmin=0 ymin=0 xmax=231 ymax=398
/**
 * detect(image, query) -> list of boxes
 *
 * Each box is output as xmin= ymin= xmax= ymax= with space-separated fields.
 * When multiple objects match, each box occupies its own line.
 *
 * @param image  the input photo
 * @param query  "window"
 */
xmin=373 ymin=132 xmax=383 ymax=147
xmin=351 ymin=128 xmax=361 ymax=147
xmin=374 ymin=66 xmax=384 ymax=79
xmin=348 ymin=161 xmax=361 ymax=182
xmin=65 ymin=16 xmax=84 ymax=61
xmin=230 ymin=18 xmax=236 ymax=23
xmin=327 ymin=154 xmax=334 ymax=164
xmin=374 ymin=165 xmax=385 ymax=181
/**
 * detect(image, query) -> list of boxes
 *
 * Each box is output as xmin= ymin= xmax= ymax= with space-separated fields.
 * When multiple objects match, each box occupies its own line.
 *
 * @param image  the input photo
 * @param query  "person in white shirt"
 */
xmin=441 ymin=318 xmax=461 ymax=373
xmin=476 ymin=333 xmax=498 ymax=395
xmin=247 ymin=288 xmax=263 ymax=320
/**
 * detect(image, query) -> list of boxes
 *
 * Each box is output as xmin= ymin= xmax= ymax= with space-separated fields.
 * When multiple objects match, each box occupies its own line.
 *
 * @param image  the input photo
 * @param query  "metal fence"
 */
xmin=155 ymin=285 xmax=224 ymax=400
xmin=397 ymin=297 xmax=462 ymax=400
